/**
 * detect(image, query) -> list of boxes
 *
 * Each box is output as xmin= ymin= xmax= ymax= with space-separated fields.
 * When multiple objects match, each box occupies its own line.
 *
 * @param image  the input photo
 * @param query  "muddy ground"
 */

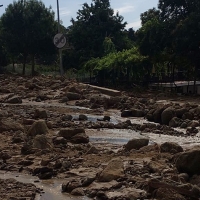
xmin=0 ymin=74 xmax=200 ymax=200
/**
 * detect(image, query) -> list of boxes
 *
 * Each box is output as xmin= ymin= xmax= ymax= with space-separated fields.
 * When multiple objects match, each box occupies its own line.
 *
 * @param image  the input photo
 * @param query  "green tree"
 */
xmin=158 ymin=0 xmax=200 ymax=90
xmin=67 ymin=0 xmax=127 ymax=68
xmin=1 ymin=0 xmax=56 ymax=75
xmin=136 ymin=9 xmax=166 ymax=84
xmin=0 ymin=22 xmax=8 ymax=71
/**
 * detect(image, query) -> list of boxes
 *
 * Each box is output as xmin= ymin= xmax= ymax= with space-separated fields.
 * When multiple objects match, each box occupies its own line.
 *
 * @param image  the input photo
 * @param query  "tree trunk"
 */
xmin=193 ymin=64 xmax=197 ymax=94
xmin=12 ymin=59 xmax=15 ymax=72
xmin=22 ymin=54 xmax=27 ymax=75
xmin=31 ymin=54 xmax=35 ymax=76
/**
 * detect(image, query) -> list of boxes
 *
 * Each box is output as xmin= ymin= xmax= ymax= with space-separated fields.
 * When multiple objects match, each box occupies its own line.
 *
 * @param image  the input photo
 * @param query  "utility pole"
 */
xmin=56 ymin=0 xmax=64 ymax=76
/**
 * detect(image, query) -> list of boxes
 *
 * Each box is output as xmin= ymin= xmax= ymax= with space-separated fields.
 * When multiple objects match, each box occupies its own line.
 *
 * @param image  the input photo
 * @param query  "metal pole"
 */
xmin=56 ymin=0 xmax=64 ymax=76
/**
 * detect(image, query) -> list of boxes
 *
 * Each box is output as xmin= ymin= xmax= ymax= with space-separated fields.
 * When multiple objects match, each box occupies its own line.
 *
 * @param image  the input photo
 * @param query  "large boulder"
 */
xmin=121 ymin=110 xmax=132 ymax=117
xmin=70 ymin=133 xmax=89 ymax=144
xmin=145 ymin=109 xmax=154 ymax=122
xmin=175 ymin=108 xmax=188 ymax=118
xmin=160 ymin=142 xmax=183 ymax=154
xmin=66 ymin=92 xmax=81 ymax=100
xmin=98 ymin=158 xmax=124 ymax=182
xmin=58 ymin=128 xmax=85 ymax=139
xmin=169 ymin=117 xmax=182 ymax=128
xmin=27 ymin=120 xmax=49 ymax=137
xmin=34 ymin=109 xmax=47 ymax=119
xmin=131 ymin=108 xmax=145 ymax=117
xmin=182 ymin=112 xmax=194 ymax=120
xmin=125 ymin=138 xmax=149 ymax=151
xmin=153 ymin=107 xmax=165 ymax=123
xmin=175 ymin=146 xmax=200 ymax=175
xmin=161 ymin=107 xmax=176 ymax=125
xmin=33 ymin=135 xmax=51 ymax=149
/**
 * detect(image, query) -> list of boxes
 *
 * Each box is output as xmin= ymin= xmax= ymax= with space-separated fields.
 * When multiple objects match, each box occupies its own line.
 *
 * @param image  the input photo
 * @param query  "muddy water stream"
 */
xmin=0 ymin=171 xmax=90 ymax=200
xmin=1 ymin=101 xmax=200 ymax=199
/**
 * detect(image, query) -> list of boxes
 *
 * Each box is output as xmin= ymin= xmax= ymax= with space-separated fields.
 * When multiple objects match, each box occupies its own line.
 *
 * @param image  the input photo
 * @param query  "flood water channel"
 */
xmin=0 ymin=171 xmax=90 ymax=200
xmin=1 ymin=101 xmax=200 ymax=199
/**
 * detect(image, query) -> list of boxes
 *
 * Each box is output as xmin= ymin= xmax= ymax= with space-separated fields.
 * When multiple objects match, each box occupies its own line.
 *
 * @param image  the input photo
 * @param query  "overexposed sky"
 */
xmin=0 ymin=0 xmax=158 ymax=30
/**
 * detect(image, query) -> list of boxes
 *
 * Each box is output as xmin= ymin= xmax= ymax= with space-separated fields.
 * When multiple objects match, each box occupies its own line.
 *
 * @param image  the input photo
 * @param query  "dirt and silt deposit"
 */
xmin=0 ymin=74 xmax=200 ymax=200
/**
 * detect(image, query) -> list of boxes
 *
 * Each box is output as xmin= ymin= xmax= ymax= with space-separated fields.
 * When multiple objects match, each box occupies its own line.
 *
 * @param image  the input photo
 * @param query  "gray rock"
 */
xmin=160 ymin=142 xmax=183 ymax=154
xmin=71 ymin=188 xmax=85 ymax=196
xmin=58 ymin=128 xmax=85 ymax=139
xmin=33 ymin=135 xmax=51 ymax=149
xmin=6 ymin=96 xmax=22 ymax=104
xmin=131 ymin=108 xmax=145 ymax=117
xmin=175 ymin=108 xmax=188 ymax=118
xmin=34 ymin=109 xmax=47 ymax=119
xmin=125 ymin=138 xmax=149 ymax=151
xmin=62 ymin=179 xmax=81 ymax=193
xmin=161 ymin=107 xmax=176 ymax=125
xmin=121 ymin=110 xmax=132 ymax=117
xmin=103 ymin=116 xmax=110 ymax=121
xmin=27 ymin=120 xmax=49 ymax=137
xmin=52 ymin=137 xmax=67 ymax=145
xmin=153 ymin=107 xmax=165 ymax=123
xmin=61 ymin=114 xmax=73 ymax=121
xmin=79 ymin=114 xmax=88 ymax=121
xmin=66 ymin=92 xmax=81 ymax=100
xmin=98 ymin=158 xmax=124 ymax=182
xmin=182 ymin=112 xmax=194 ymax=120
xmin=169 ymin=117 xmax=182 ymax=128
xmin=175 ymin=146 xmax=200 ymax=175
xmin=70 ymin=133 xmax=89 ymax=144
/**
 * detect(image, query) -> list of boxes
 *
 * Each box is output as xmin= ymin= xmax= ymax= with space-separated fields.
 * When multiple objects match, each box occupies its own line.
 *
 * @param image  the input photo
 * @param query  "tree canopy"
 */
xmin=0 ymin=0 xmax=57 ymax=75
xmin=1 ymin=0 xmax=200 ymax=89
xmin=67 ymin=0 xmax=129 ymax=67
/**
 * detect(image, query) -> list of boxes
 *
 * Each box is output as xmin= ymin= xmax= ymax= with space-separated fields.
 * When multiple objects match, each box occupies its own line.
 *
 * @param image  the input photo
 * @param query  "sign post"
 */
xmin=56 ymin=0 xmax=64 ymax=76
xmin=53 ymin=33 xmax=66 ymax=49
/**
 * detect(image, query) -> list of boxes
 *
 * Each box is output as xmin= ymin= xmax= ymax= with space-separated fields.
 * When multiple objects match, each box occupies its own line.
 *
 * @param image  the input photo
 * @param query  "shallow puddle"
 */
xmin=87 ymin=129 xmax=146 ymax=145
xmin=87 ymin=128 xmax=200 ymax=149
xmin=0 ymin=171 xmax=90 ymax=200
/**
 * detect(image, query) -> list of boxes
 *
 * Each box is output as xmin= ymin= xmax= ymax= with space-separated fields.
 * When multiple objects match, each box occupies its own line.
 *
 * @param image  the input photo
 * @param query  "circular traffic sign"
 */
xmin=53 ymin=33 xmax=66 ymax=49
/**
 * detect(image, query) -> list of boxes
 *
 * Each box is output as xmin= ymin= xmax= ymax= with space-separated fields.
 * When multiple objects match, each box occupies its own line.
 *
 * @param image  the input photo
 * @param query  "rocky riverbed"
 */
xmin=0 ymin=74 xmax=200 ymax=200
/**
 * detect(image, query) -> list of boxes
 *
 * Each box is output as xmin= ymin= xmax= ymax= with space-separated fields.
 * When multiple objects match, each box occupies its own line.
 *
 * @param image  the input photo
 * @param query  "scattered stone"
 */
xmin=52 ymin=137 xmax=67 ymax=145
xmin=161 ymin=107 xmax=175 ymax=125
xmin=6 ymin=96 xmax=22 ymax=104
xmin=70 ymin=133 xmax=89 ymax=144
xmin=125 ymin=138 xmax=149 ymax=151
xmin=34 ymin=108 xmax=47 ymax=119
xmin=71 ymin=188 xmax=85 ymax=196
xmin=79 ymin=114 xmax=88 ymax=121
xmin=58 ymin=128 xmax=85 ymax=139
xmin=98 ymin=158 xmax=124 ymax=182
xmin=27 ymin=120 xmax=49 ymax=137
xmin=62 ymin=179 xmax=82 ymax=193
xmin=160 ymin=142 xmax=183 ymax=154
xmin=32 ymin=135 xmax=52 ymax=149
xmin=175 ymin=146 xmax=200 ymax=175
xmin=61 ymin=114 xmax=73 ymax=121
xmin=103 ymin=116 xmax=110 ymax=121
xmin=66 ymin=92 xmax=81 ymax=100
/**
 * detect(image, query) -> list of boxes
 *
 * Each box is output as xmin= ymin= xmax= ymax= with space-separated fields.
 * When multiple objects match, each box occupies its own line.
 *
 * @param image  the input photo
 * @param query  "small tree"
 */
xmin=1 ymin=0 xmax=56 ymax=75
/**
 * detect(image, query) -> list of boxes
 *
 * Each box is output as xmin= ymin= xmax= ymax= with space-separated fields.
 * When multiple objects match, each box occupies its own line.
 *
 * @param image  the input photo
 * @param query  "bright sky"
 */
xmin=0 ymin=0 xmax=158 ymax=30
